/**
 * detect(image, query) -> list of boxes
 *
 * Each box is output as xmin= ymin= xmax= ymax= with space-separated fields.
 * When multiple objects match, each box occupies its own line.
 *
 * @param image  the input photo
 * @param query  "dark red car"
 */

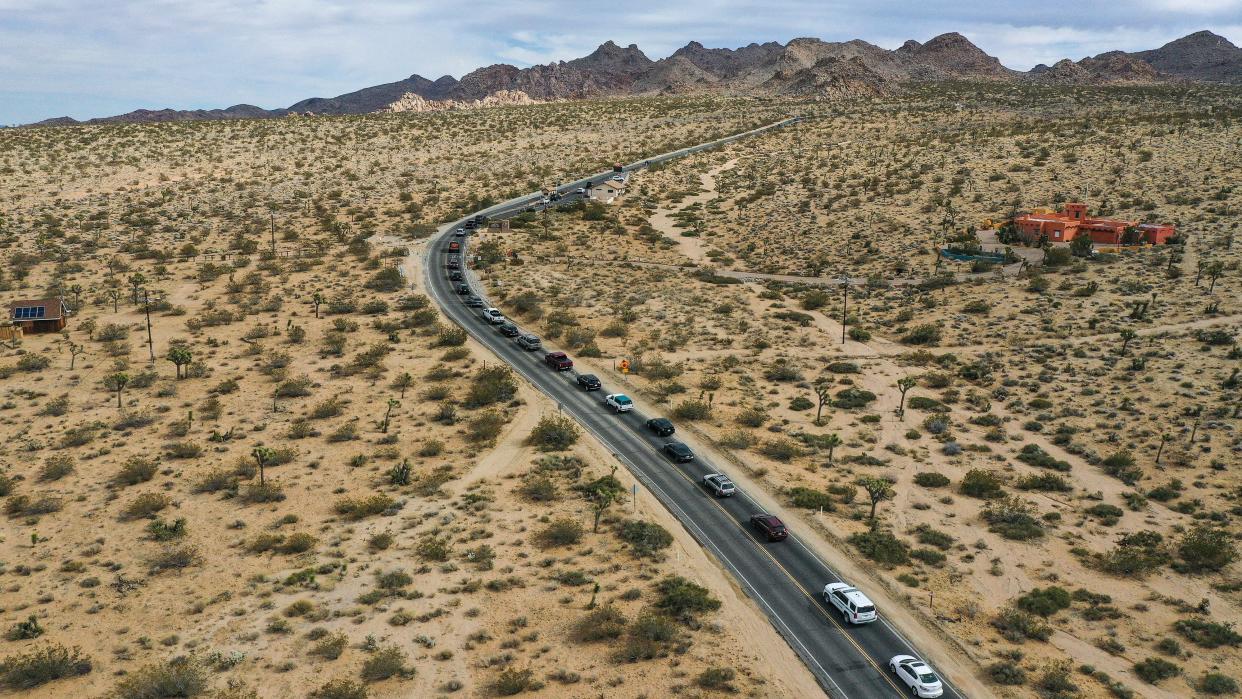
xmin=448 ymin=241 xmax=461 ymax=252
xmin=749 ymin=513 xmax=788 ymax=542
xmin=544 ymin=352 xmax=573 ymax=371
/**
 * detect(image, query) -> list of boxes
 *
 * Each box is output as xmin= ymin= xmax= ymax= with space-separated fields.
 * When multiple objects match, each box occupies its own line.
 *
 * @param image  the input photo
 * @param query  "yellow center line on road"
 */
xmin=656 ymin=463 xmax=908 ymax=698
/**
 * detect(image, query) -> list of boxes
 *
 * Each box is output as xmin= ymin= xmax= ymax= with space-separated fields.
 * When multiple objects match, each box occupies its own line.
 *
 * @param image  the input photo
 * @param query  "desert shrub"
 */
xmin=277 ymin=532 xmax=318 ymax=554
xmin=239 ymin=481 xmax=286 ymax=504
xmin=901 ymin=324 xmax=942 ymax=345
xmin=759 ymin=438 xmax=802 ymax=462
xmin=310 ymin=632 xmax=349 ymax=660
xmin=465 ymin=410 xmax=507 ymax=443
xmin=1133 ymin=657 xmax=1180 ymax=684
xmin=763 ymin=360 xmax=803 ymax=382
xmin=1016 ymin=473 xmax=1072 ymax=492
xmin=960 ymin=469 xmax=1004 ymax=499
xmin=1176 ymin=525 xmax=1238 ymax=573
xmin=334 ymin=495 xmax=395 ymax=520
xmin=788 ymin=487 xmax=834 ymax=511
xmin=518 ymin=474 xmax=558 ymax=502
xmin=1016 ymin=444 xmax=1071 ymax=472
xmin=193 ymin=468 xmax=235 ymax=493
xmin=535 ymin=518 xmax=583 ymax=548
xmin=0 ymin=472 xmax=11 ymax=497
xmin=621 ymin=613 xmax=679 ymax=661
xmin=114 ymin=457 xmax=158 ymax=486
xmin=525 ymin=414 xmax=579 ymax=451
xmin=38 ymin=455 xmax=75 ymax=482
xmin=1015 ymin=587 xmax=1071 ymax=617
xmin=671 ymin=399 xmax=712 ymax=420
xmin=735 ymin=407 xmax=768 ymax=427
xmin=433 ymin=327 xmax=467 ymax=347
xmin=0 ymin=643 xmax=92 ymax=690
xmin=121 ymin=492 xmax=172 ymax=520
xmin=376 ymin=569 xmax=413 ymax=589
xmin=911 ymin=524 xmax=954 ymax=550
xmin=1100 ymin=450 xmax=1142 ymax=483
xmin=1201 ymin=673 xmax=1239 ymax=695
xmin=697 ymin=667 xmax=737 ymax=691
xmin=907 ymin=396 xmax=947 ymax=412
xmin=110 ymin=657 xmax=207 ymax=698
xmin=4 ymin=494 xmax=63 ymax=518
xmin=572 ymin=605 xmax=627 ymax=642
xmin=360 ymin=645 xmax=411 ymax=682
xmin=364 ymin=266 xmax=404 ymax=292
xmin=911 ymin=548 xmax=946 ymax=565
xmin=1085 ymin=503 xmax=1124 ymax=524
xmin=913 ymin=472 xmax=950 ymax=488
xmin=617 ymin=520 xmax=673 ymax=558
xmin=654 ymin=576 xmax=721 ymax=621
xmin=493 ymin=667 xmax=534 ymax=696
xmin=147 ymin=545 xmax=202 ymax=573
xmin=165 ymin=441 xmax=203 ymax=459
xmin=464 ymin=365 xmax=519 ymax=408
xmin=311 ymin=679 xmax=368 ymax=699
xmin=992 ymin=607 xmax=1051 ymax=642
xmin=988 ymin=661 xmax=1027 ymax=686
xmin=146 ymin=518 xmax=187 ymax=542
xmin=275 ymin=376 xmax=314 ymax=397
xmin=983 ymin=496 xmax=1044 ymax=540
xmin=847 ymin=528 xmax=909 ymax=566
xmin=5 ymin=616 xmax=43 ymax=641
xmin=833 ymin=387 xmax=876 ymax=409
xmin=1174 ymin=619 xmax=1242 ymax=648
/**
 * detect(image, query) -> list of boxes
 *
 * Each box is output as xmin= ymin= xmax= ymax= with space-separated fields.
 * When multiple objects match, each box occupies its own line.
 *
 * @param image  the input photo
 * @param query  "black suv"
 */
xmin=646 ymin=418 xmax=674 ymax=437
xmin=576 ymin=374 xmax=601 ymax=391
xmin=663 ymin=442 xmax=694 ymax=463
xmin=449 ymin=270 xmax=463 ymax=281
xmin=455 ymin=283 xmax=470 ymax=295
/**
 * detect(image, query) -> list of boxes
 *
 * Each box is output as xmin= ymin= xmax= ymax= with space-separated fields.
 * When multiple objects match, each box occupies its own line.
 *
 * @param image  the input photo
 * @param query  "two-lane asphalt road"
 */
xmin=421 ymin=123 xmax=967 ymax=699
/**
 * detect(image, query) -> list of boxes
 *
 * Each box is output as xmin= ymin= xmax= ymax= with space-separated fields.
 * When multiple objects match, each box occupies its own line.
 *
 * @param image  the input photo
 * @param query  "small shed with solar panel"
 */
xmin=7 ymin=297 xmax=68 ymax=333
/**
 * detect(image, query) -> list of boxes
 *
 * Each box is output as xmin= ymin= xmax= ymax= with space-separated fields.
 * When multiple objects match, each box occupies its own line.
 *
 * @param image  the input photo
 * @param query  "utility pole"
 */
xmin=142 ymin=289 xmax=155 ymax=364
xmin=269 ymin=208 xmax=277 ymax=253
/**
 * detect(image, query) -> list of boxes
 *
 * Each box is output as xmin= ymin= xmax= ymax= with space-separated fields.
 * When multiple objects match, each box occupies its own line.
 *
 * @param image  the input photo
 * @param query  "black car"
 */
xmin=576 ymin=374 xmax=601 ymax=391
xmin=449 ymin=270 xmax=463 ymax=281
xmin=663 ymin=442 xmax=694 ymax=462
xmin=497 ymin=322 xmax=520 ymax=337
xmin=646 ymin=418 xmax=675 ymax=437
xmin=464 ymin=296 xmax=484 ymax=308
xmin=455 ymin=283 xmax=470 ymax=295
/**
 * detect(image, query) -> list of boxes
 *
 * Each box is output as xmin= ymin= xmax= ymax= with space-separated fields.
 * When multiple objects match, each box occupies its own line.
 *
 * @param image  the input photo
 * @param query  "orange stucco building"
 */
xmin=1013 ymin=203 xmax=1176 ymax=246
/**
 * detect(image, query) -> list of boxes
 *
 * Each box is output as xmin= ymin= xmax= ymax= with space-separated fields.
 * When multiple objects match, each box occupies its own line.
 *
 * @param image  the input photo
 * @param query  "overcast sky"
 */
xmin=2 ymin=0 xmax=1240 ymax=124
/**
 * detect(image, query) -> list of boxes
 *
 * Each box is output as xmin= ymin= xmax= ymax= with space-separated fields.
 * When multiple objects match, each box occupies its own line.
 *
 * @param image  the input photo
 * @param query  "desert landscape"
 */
xmin=1 ymin=22 xmax=1240 ymax=699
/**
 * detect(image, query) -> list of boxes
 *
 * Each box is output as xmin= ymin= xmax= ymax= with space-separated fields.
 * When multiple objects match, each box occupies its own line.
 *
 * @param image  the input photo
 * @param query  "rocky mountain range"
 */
xmin=35 ymin=30 xmax=1242 ymax=126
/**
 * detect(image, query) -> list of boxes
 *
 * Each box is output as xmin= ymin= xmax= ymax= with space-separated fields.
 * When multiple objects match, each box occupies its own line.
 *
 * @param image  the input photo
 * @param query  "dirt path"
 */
xmin=648 ymin=159 xmax=736 ymax=264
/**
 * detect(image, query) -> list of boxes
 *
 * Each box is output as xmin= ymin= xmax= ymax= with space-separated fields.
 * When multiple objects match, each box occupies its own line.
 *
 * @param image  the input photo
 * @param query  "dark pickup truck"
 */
xmin=544 ymin=352 xmax=573 ymax=371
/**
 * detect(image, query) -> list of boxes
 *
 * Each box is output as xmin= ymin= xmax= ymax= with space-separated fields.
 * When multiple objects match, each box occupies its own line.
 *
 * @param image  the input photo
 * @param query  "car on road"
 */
xmin=646 ymin=418 xmax=675 ymax=437
xmin=662 ymin=442 xmax=694 ymax=462
xmin=516 ymin=334 xmax=542 ymax=351
xmin=823 ymin=582 xmax=877 ymax=625
xmin=447 ymin=258 xmax=460 ymax=269
xmin=448 ymin=241 xmax=461 ymax=251
xmin=575 ymin=187 xmax=586 ymax=194
xmin=610 ymin=175 xmax=624 ymax=182
xmin=604 ymin=393 xmax=633 ymax=412
xmin=482 ymin=308 xmax=505 ymax=324
xmin=454 ymin=227 xmax=466 ymax=236
xmin=576 ymin=374 xmax=601 ymax=391
xmin=889 ymin=656 xmax=944 ymax=698
xmin=701 ymin=473 xmax=736 ymax=498
xmin=749 ymin=513 xmax=787 ymax=541
xmin=455 ymin=283 xmax=470 ymax=295
xmin=464 ymin=296 xmax=484 ymax=308
xmin=497 ymin=322 xmax=520 ymax=337
xmin=544 ymin=352 xmax=573 ymax=371
xmin=449 ymin=270 xmax=463 ymax=281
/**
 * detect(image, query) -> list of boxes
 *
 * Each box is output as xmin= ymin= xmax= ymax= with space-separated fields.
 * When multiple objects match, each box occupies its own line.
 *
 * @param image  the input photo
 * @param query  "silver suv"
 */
xmin=515 ymin=334 xmax=542 ymax=351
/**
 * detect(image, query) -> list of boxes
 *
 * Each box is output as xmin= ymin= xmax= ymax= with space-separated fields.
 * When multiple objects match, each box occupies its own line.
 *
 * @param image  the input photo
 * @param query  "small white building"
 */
xmin=588 ymin=179 xmax=625 ymax=204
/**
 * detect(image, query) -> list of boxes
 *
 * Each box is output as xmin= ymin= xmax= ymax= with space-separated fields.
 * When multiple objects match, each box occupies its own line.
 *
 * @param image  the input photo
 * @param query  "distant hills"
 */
xmin=34 ymin=30 xmax=1242 ymax=126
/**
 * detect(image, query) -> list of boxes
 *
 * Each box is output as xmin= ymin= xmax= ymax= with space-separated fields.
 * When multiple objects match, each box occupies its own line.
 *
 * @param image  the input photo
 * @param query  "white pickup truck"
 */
xmin=604 ymin=393 xmax=633 ymax=413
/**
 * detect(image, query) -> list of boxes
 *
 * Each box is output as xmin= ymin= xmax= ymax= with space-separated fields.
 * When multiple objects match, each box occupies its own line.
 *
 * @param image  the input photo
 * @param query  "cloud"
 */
xmin=0 ymin=0 xmax=1239 ymax=123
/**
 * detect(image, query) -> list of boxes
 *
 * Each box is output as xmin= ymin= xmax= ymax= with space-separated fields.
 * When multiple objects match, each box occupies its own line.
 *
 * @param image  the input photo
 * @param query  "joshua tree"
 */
xmin=166 ymin=346 xmax=193 ymax=379
xmin=857 ymin=476 xmax=895 ymax=521
xmin=64 ymin=340 xmax=85 ymax=370
xmin=67 ymin=284 xmax=83 ymax=308
xmin=812 ymin=381 xmax=832 ymax=426
xmin=252 ymin=445 xmax=275 ymax=486
xmin=1155 ymin=433 xmax=1171 ymax=466
xmin=1206 ymin=261 xmax=1224 ymax=294
xmin=105 ymin=372 xmax=129 ymax=409
xmin=822 ymin=433 xmax=842 ymax=466
xmin=392 ymin=372 xmax=414 ymax=399
xmin=379 ymin=399 xmax=399 ymax=433
xmin=1118 ymin=328 xmax=1137 ymax=355
xmin=80 ymin=317 xmax=96 ymax=340
xmin=312 ymin=291 xmax=325 ymax=319
xmin=128 ymin=272 xmax=147 ymax=304
xmin=106 ymin=287 xmax=121 ymax=313
xmin=895 ymin=376 xmax=917 ymax=417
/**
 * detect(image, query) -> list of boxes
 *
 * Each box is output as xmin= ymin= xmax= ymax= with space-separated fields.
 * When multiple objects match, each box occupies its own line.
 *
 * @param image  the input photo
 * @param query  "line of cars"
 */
xmin=442 ymin=217 xmax=944 ymax=699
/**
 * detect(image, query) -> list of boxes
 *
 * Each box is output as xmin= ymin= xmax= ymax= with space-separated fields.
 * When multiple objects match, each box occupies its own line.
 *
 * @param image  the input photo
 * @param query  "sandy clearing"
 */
xmin=648 ymin=159 xmax=736 ymax=264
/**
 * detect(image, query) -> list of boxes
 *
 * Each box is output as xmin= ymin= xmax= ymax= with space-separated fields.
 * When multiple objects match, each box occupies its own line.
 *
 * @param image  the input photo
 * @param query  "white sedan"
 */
xmin=889 ymin=655 xmax=944 ymax=698
xmin=604 ymin=393 xmax=633 ymax=413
